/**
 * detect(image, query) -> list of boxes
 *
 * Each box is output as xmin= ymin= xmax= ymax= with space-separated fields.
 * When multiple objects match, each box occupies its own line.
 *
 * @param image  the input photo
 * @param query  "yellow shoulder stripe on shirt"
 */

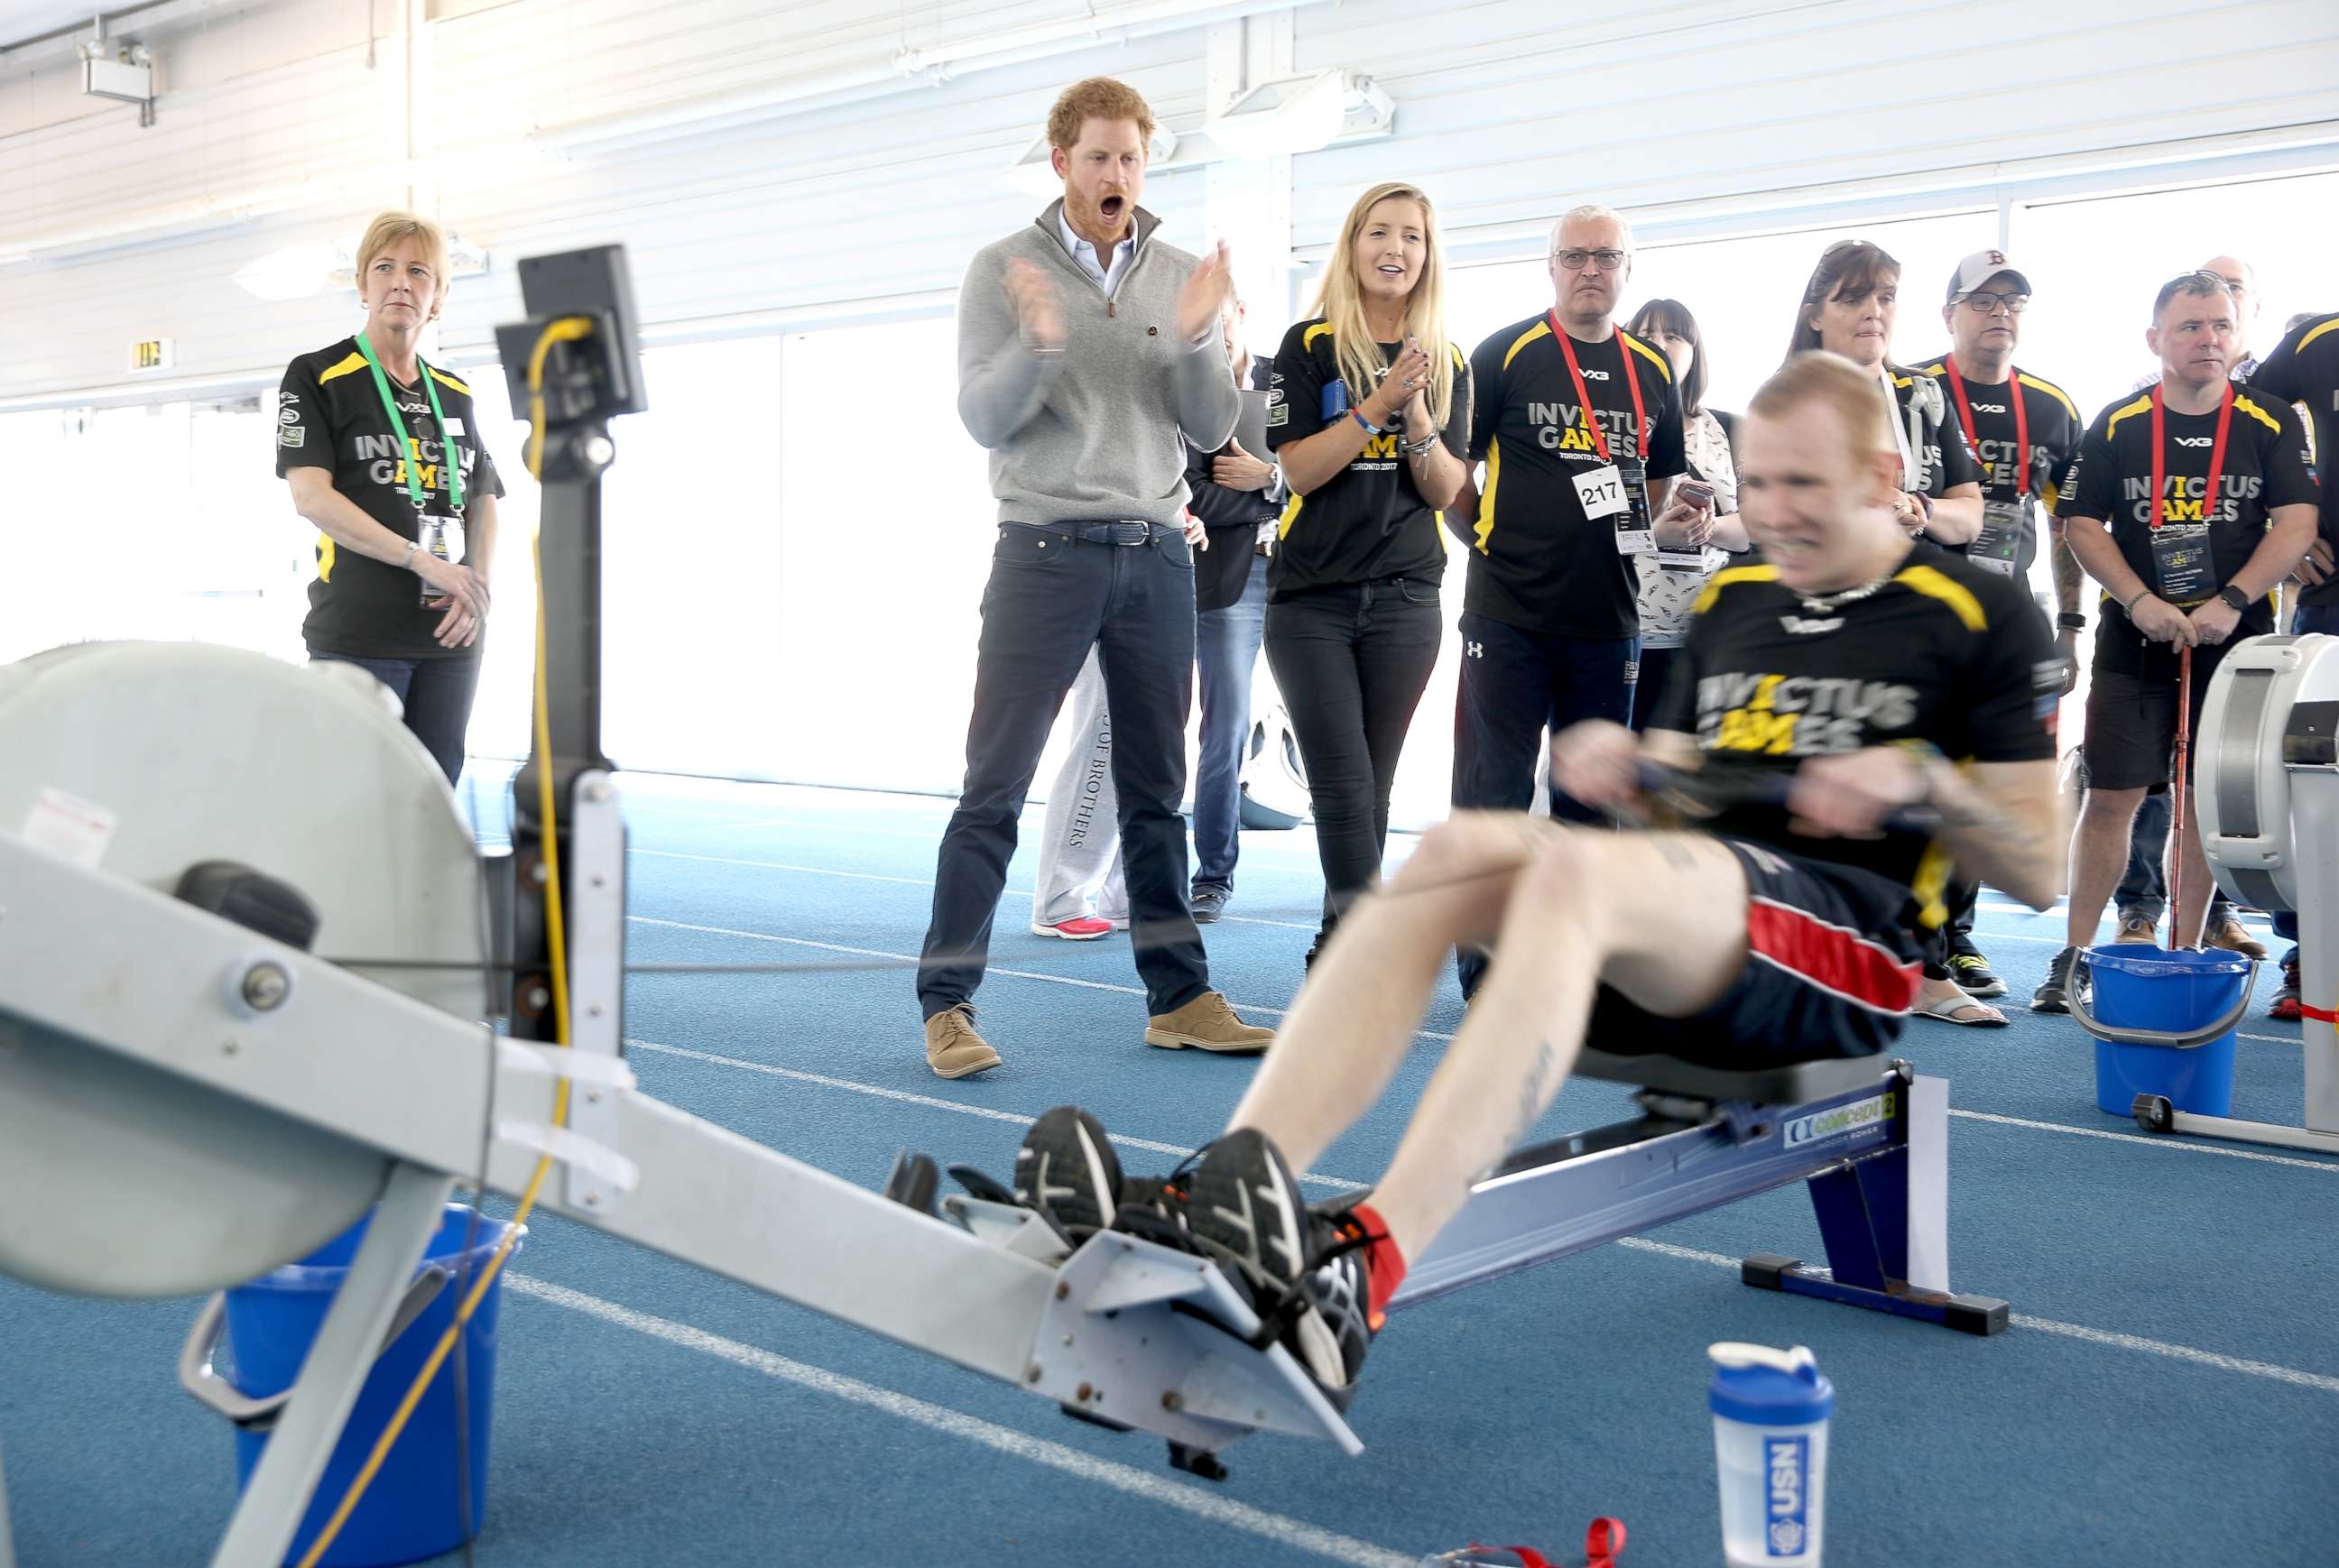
xmin=1889 ymin=372 xmax=1913 ymax=389
xmin=1618 ymin=329 xmax=1672 ymax=382
xmin=1450 ymin=342 xmax=1466 ymax=369
xmin=2297 ymin=317 xmax=2339 ymax=355
xmin=1278 ymin=492 xmax=1305 ymax=541
xmin=2016 ymin=372 xmax=2079 ymax=423
xmin=316 ymin=351 xmax=369 ymax=385
xmin=2233 ymin=393 xmax=2284 ymax=435
xmin=2103 ymin=392 xmax=2154 ymax=440
xmin=1893 ymin=565 xmax=1988 ymax=632
xmin=1502 ymin=319 xmax=1551 ymax=371
xmin=427 ymin=365 xmax=472 ymax=396
xmin=1474 ymin=439 xmax=1502 ymax=553
xmin=1303 ymin=322 xmax=1335 ymax=350
xmin=1691 ymin=564 xmax=1779 ymax=614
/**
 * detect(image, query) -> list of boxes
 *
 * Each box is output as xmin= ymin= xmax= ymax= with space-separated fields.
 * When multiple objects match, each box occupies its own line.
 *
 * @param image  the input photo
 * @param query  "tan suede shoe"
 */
xmin=2114 ymin=915 xmax=2158 ymax=945
xmin=925 ymin=1005 xmax=1002 ymax=1079
xmin=1143 ymin=990 xmax=1274 ymax=1054
xmin=2206 ymin=918 xmax=2269 ymax=962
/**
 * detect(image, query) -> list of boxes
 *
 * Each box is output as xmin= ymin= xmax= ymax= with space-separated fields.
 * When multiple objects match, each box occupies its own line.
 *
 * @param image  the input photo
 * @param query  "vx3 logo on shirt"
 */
xmin=2171 ymin=436 xmax=2214 ymax=447
xmin=1972 ymin=402 xmax=2007 ymax=414
xmin=1779 ymin=614 xmax=1844 ymax=635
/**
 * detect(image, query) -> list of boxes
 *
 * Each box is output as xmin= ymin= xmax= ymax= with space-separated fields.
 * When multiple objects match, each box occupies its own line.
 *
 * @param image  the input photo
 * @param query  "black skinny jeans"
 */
xmin=1262 ymin=577 xmax=1443 ymax=942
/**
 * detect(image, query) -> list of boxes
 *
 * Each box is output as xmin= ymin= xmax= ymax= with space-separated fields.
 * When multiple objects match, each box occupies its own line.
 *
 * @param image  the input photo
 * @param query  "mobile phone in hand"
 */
xmin=1674 ymin=478 xmax=1715 ymax=510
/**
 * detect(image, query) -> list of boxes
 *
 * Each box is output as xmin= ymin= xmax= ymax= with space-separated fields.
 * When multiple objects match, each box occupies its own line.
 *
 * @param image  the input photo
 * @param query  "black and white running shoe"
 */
xmin=1186 ymin=1129 xmax=1376 ymax=1403
xmin=1014 ymin=1105 xmax=1123 ymax=1245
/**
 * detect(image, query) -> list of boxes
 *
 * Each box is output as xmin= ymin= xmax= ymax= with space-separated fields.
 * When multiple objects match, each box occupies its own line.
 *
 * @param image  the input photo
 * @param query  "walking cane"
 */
xmin=2169 ymin=642 xmax=2193 ymax=952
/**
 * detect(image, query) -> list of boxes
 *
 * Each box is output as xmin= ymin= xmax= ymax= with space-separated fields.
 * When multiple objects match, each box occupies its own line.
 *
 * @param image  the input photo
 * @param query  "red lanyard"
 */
xmin=2149 ymin=382 xmax=2233 ymax=530
xmin=1548 ymin=311 xmax=1649 ymax=465
xmin=1942 ymin=355 xmax=2030 ymax=495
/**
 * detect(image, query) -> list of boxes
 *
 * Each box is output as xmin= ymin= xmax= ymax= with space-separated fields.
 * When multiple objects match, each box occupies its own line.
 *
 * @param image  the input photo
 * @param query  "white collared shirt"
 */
xmin=1057 ymin=208 xmax=1133 ymax=296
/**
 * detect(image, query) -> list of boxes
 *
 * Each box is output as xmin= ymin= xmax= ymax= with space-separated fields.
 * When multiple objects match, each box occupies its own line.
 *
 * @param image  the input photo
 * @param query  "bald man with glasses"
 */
xmin=1443 ymin=205 xmax=1709 ymax=999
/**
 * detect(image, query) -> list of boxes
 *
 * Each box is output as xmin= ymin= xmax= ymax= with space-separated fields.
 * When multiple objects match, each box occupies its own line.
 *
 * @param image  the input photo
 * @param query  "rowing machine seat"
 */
xmin=1572 ymin=1048 xmax=1896 ymax=1105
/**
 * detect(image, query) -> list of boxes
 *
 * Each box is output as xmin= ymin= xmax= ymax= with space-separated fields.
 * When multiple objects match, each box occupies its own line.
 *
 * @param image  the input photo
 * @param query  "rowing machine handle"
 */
xmin=1632 ymin=761 xmax=1943 ymax=836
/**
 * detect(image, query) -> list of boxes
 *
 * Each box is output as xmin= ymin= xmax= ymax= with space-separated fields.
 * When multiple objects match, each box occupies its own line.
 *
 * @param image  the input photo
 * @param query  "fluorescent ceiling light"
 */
xmin=234 ymin=241 xmax=346 ymax=301
xmin=1207 ymin=69 xmax=1392 ymax=159
xmin=1004 ymin=125 xmax=1179 ymax=198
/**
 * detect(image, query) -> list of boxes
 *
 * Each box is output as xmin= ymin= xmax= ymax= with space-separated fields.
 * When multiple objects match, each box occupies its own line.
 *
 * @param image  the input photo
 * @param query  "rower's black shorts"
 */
xmin=1586 ymin=839 xmax=1922 ymax=1066
xmin=2081 ymin=660 xmax=2219 ymax=793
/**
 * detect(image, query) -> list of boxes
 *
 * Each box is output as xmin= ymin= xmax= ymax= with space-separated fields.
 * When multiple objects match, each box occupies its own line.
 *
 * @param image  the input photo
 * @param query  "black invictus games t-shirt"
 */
xmin=1264 ymin=318 xmax=1473 ymax=600
xmin=2059 ymin=384 xmax=2317 ymax=679
xmin=1649 ymin=551 xmax=2058 ymax=930
xmin=1880 ymin=368 xmax=1983 ymax=558
xmin=1463 ymin=314 xmax=1687 ymax=638
xmin=1909 ymin=355 xmax=2081 ymax=579
xmin=2248 ymin=311 xmax=2339 ymax=609
xmin=276 ymin=337 xmax=506 ymax=659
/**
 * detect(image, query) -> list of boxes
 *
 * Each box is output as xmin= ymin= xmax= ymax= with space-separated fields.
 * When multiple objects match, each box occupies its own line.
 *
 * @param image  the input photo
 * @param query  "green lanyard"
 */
xmin=355 ymin=332 xmax=464 ymax=515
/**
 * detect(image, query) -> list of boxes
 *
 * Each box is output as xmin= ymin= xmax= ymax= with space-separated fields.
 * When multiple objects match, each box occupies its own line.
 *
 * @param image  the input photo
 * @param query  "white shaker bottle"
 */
xmin=1708 ymin=1342 xmax=1832 ymax=1566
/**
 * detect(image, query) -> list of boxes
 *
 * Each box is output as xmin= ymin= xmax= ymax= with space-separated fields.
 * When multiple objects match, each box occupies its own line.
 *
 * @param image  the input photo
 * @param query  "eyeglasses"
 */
xmin=1552 ymin=248 xmax=1627 ymax=272
xmin=2207 ymin=272 xmax=2247 ymax=293
xmin=1957 ymin=290 xmax=2030 ymax=315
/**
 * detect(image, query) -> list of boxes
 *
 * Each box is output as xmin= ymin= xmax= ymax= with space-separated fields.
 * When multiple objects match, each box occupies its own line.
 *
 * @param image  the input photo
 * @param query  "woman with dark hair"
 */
xmin=1789 ymin=240 xmax=2002 ymax=1028
xmin=1789 ymin=240 xmax=1983 ymax=549
xmin=1625 ymin=298 xmax=1748 ymax=731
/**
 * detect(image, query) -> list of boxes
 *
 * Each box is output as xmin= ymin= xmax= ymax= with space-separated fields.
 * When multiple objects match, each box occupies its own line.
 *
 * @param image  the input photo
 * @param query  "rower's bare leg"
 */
xmin=1225 ymin=811 xmax=1549 ymax=1173
xmin=1367 ymin=823 xmax=1747 ymax=1259
xmin=1225 ymin=816 xmax=1751 ymax=1257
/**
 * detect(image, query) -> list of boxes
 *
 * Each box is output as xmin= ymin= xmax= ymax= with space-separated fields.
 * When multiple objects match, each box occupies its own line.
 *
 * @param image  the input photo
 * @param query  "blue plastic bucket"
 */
xmin=224 ymin=1204 xmax=522 ymax=1567
xmin=2083 ymin=945 xmax=2252 ymax=1118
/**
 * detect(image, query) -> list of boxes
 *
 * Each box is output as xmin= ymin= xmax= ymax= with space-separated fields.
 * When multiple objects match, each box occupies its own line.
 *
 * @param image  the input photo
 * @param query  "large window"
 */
xmin=12 ymin=169 xmax=2328 ymax=816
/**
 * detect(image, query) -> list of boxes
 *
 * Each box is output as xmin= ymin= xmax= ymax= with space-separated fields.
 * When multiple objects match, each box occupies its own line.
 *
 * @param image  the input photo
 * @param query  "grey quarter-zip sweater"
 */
xmin=957 ymin=199 xmax=1239 ymax=527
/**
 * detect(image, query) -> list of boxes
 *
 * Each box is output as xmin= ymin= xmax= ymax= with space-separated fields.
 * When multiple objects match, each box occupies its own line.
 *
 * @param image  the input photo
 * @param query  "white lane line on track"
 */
xmin=601 ymin=1045 xmax=2339 ymax=1398
xmin=1607 ymin=1241 xmax=2339 ymax=1395
xmin=627 ymin=1035 xmax=1376 ymax=1191
xmin=501 ymin=1275 xmax=1418 ymax=1568
xmin=1946 ymin=1107 xmax=2337 ymax=1173
xmin=629 ymin=849 xmax=1320 ymax=931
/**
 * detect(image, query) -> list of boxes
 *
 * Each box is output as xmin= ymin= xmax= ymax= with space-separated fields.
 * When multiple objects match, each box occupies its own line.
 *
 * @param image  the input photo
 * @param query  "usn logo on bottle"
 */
xmin=1764 ymin=1434 xmax=1808 ymax=1556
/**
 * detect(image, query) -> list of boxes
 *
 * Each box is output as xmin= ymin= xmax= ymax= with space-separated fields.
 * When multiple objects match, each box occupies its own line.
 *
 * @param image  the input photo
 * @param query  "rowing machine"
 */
xmin=2076 ymin=632 xmax=2339 ymax=1154
xmin=1399 ymin=1050 xmax=2005 ymax=1333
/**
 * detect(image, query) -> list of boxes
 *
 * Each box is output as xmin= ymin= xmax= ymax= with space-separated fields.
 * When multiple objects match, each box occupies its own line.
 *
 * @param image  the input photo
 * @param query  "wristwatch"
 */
xmin=2216 ymin=583 xmax=2252 ymax=613
xmin=2056 ymin=612 xmax=2087 ymax=632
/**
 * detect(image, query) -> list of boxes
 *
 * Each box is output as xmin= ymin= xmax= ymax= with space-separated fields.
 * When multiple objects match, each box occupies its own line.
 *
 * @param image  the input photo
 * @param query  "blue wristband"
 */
xmin=1350 ymin=408 xmax=1386 ymax=438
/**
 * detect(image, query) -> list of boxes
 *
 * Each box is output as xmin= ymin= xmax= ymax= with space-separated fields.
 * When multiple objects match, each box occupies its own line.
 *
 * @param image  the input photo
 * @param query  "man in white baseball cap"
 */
xmin=1908 ymin=251 xmax=2084 ymax=1004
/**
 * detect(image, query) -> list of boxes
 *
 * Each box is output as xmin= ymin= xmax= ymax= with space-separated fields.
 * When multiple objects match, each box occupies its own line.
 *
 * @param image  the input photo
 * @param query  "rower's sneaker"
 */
xmin=1945 ymin=938 xmax=2007 ymax=999
xmin=2270 ymin=955 xmax=2303 ymax=1021
xmin=1183 ymin=1130 xmax=1386 ymax=1405
xmin=2032 ymin=946 xmax=2080 ymax=1014
xmin=1014 ymin=1106 xmax=1123 ymax=1245
xmin=2114 ymin=915 xmax=2159 ymax=945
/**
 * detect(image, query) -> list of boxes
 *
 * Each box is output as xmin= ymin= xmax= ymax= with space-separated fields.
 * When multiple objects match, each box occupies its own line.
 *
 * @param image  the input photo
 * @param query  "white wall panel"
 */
xmin=6 ymin=0 xmax=2334 ymax=400
xmin=1287 ymin=0 xmax=2339 ymax=252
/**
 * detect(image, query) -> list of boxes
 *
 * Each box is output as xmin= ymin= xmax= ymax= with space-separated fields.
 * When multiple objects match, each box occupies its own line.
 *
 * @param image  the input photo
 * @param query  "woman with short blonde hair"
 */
xmin=274 ymin=209 xmax=504 ymax=785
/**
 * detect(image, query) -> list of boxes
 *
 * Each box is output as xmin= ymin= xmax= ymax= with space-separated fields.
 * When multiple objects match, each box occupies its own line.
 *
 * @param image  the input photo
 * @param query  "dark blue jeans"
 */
xmin=1194 ymin=563 xmax=1269 ymax=893
xmin=919 ymin=523 xmax=1208 ymax=1019
xmin=308 ymin=650 xmax=479 ymax=786
xmin=1452 ymin=613 xmax=1638 ymax=995
xmin=1263 ymin=577 xmax=1443 ymax=939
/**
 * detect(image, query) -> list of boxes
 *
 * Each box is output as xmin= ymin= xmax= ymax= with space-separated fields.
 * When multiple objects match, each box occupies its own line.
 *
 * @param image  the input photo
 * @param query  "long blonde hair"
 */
xmin=1311 ymin=182 xmax=1456 ymax=429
